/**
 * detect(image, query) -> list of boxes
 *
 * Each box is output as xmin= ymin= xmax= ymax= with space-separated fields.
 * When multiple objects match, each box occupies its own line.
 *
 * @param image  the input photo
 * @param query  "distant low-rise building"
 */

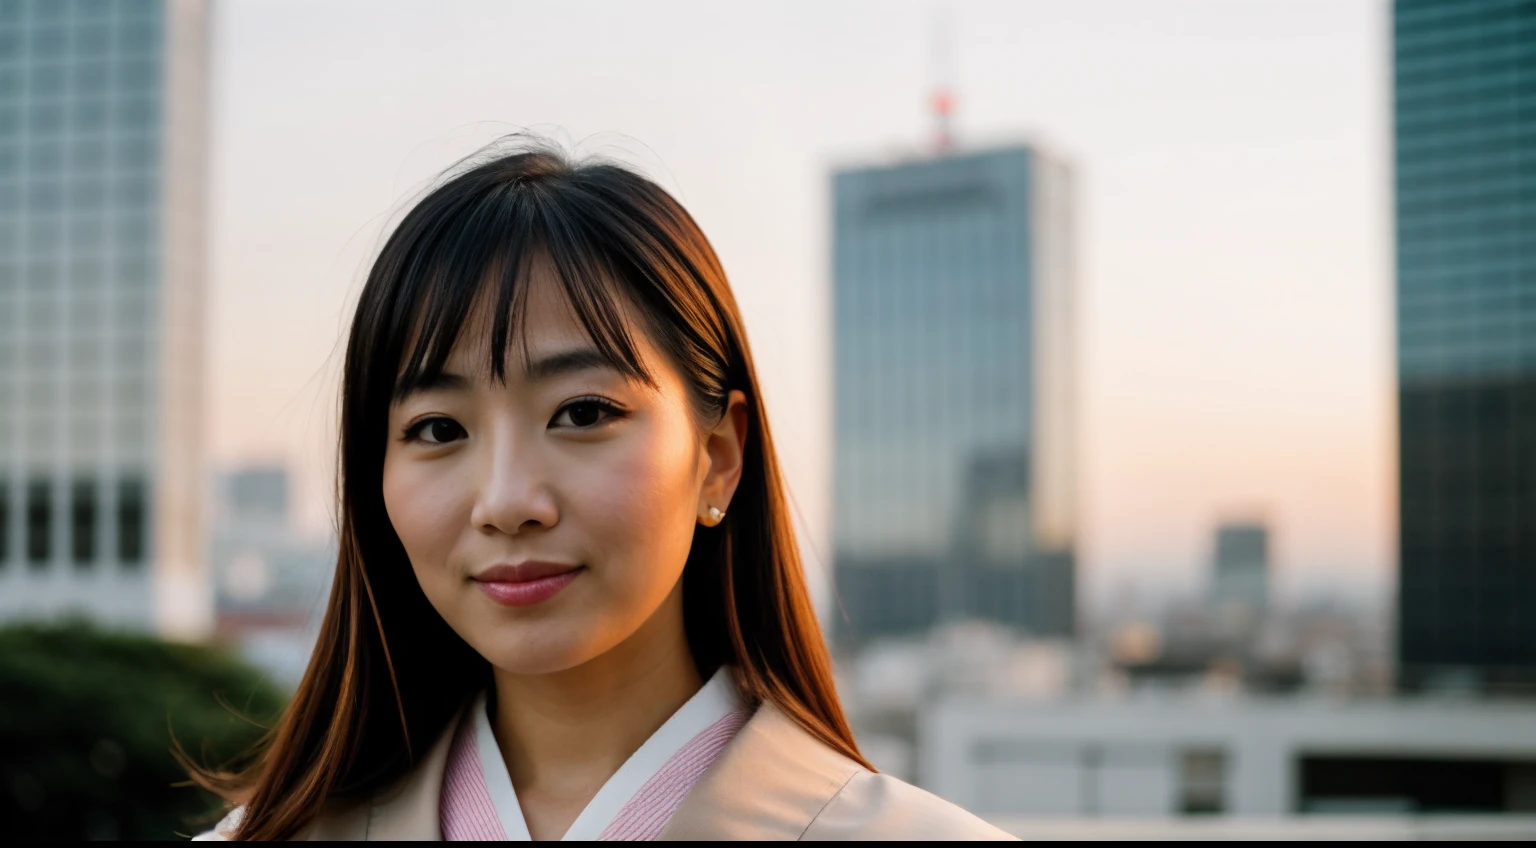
xmin=1210 ymin=522 xmax=1268 ymax=614
xmin=210 ymin=465 xmax=332 ymax=685
xmin=927 ymin=696 xmax=1536 ymax=818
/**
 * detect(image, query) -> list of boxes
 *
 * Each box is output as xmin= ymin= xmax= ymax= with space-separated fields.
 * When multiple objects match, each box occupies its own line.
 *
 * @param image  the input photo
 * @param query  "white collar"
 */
xmin=471 ymin=667 xmax=740 ymax=841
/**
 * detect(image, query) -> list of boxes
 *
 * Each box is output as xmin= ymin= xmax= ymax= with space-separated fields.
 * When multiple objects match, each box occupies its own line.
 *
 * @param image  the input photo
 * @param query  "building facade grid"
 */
xmin=831 ymin=145 xmax=1075 ymax=642
xmin=0 ymin=0 xmax=206 ymax=635
xmin=1393 ymin=0 xmax=1536 ymax=690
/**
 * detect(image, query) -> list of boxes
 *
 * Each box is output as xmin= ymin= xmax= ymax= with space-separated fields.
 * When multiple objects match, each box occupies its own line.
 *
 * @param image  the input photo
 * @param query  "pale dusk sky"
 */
xmin=207 ymin=0 xmax=1394 ymax=608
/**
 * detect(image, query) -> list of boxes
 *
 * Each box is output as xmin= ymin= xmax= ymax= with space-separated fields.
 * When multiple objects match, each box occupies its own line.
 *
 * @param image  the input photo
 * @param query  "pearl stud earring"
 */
xmin=705 ymin=506 xmax=725 ymax=526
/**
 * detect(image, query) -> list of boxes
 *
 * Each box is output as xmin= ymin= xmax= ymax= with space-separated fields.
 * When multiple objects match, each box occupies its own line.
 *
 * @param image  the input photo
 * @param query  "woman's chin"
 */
xmin=469 ymin=624 xmax=616 ymax=678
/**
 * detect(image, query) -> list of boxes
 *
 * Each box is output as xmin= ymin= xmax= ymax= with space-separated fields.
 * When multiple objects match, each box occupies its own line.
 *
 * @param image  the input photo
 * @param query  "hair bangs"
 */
xmin=389 ymin=170 xmax=653 ymax=403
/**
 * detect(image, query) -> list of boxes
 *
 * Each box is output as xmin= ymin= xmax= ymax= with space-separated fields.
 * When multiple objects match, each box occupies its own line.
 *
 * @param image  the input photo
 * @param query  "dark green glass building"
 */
xmin=1394 ymin=0 xmax=1536 ymax=690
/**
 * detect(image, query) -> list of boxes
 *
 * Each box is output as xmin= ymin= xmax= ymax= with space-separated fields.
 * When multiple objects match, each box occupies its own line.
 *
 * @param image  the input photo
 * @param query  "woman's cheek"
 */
xmin=579 ymin=428 xmax=698 ymax=582
xmin=384 ymin=460 xmax=465 ymax=578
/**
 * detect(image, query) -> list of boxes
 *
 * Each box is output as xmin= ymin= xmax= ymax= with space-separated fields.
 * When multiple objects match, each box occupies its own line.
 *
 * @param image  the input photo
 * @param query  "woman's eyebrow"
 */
xmin=395 ymin=370 xmax=470 ymax=400
xmin=524 ymin=347 xmax=614 ymax=383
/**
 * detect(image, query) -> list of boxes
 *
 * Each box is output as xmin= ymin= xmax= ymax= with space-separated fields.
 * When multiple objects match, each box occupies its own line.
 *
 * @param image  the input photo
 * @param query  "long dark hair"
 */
xmin=195 ymin=142 xmax=867 ymax=840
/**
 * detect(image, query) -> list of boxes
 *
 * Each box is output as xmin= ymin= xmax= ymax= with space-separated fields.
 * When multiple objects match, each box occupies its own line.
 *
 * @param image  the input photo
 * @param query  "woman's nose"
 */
xmin=468 ymin=427 xmax=559 ymax=536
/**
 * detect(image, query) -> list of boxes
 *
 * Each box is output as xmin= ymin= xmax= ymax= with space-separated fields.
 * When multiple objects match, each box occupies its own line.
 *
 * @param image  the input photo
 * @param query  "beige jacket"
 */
xmin=278 ymin=701 xmax=1013 ymax=841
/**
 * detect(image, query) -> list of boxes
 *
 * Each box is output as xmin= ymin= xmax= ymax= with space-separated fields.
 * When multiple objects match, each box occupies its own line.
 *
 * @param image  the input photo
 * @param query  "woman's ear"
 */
xmin=699 ymin=390 xmax=749 ymax=525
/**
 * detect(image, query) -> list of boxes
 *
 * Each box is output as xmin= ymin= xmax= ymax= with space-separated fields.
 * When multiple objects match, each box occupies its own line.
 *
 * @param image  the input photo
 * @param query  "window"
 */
xmin=27 ymin=100 xmax=65 ymax=136
xmin=117 ymin=476 xmax=145 ymax=565
xmin=116 ymin=254 xmax=151 ymax=288
xmin=68 ymin=136 xmax=107 ymax=172
xmin=27 ymin=221 xmax=61 ymax=256
xmin=68 ymin=297 xmax=102 ymax=327
xmin=30 ymin=63 xmax=63 ymax=97
xmin=115 ymin=134 xmax=157 ymax=170
xmin=72 ymin=0 xmax=116 ymax=20
xmin=27 ymin=181 xmax=62 ymax=214
xmin=31 ymin=2 xmax=69 ymax=23
xmin=69 ymin=98 xmax=108 ymax=135
xmin=117 ymin=15 xmax=163 ymax=55
xmin=113 ymin=96 xmax=158 ymax=132
xmin=70 ymin=179 xmax=106 ymax=210
xmin=69 ymin=413 xmax=98 ymax=450
xmin=26 ymin=477 xmax=49 ymax=566
xmin=24 ymin=297 xmax=58 ymax=326
xmin=113 ymin=176 xmax=155 ymax=210
xmin=116 ymin=59 xmax=158 ymax=93
xmin=74 ymin=24 xmax=110 ymax=59
xmin=114 ymin=415 xmax=145 ymax=454
xmin=115 ymin=293 xmax=147 ymax=328
xmin=71 ymin=478 xmax=95 ymax=566
xmin=114 ymin=374 xmax=146 ymax=408
xmin=0 ymin=28 xmax=19 ymax=63
xmin=70 ymin=338 xmax=103 ymax=367
xmin=27 ymin=26 xmax=66 ymax=61
xmin=67 ymin=216 xmax=105 ymax=251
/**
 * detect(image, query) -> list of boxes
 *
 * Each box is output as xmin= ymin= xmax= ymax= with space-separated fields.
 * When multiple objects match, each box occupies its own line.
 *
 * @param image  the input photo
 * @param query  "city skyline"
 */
xmin=206 ymin=0 xmax=1394 ymax=607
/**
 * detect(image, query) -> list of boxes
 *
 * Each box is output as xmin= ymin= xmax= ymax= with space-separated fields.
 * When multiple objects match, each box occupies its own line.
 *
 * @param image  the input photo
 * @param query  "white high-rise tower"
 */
xmin=0 ymin=0 xmax=210 ymax=638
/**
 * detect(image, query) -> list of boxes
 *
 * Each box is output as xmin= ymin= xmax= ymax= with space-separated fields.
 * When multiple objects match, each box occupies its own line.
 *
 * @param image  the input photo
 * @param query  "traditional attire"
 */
xmin=197 ymin=669 xmax=1011 ymax=841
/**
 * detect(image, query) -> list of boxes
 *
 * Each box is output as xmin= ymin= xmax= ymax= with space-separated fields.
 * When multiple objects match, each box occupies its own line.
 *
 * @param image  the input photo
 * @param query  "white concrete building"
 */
xmin=0 ymin=0 xmax=210 ymax=638
xmin=925 ymin=696 xmax=1536 ymax=818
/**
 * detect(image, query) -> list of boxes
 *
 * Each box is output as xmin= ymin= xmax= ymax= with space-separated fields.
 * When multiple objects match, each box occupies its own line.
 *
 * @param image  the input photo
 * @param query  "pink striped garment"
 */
xmin=439 ymin=706 xmax=751 ymax=841
xmin=440 ymin=705 xmax=509 ymax=841
xmin=597 ymin=708 xmax=750 ymax=841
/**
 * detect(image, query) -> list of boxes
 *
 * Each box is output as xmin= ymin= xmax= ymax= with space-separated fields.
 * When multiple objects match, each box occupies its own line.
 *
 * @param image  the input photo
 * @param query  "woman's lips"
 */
xmin=472 ymin=562 xmax=582 ymax=607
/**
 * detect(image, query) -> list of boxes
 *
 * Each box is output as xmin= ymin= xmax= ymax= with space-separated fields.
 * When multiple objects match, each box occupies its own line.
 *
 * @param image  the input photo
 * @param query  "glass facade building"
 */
xmin=0 ymin=0 xmax=208 ymax=636
xmin=1393 ymin=0 xmax=1536 ymax=690
xmin=1210 ymin=522 xmax=1269 ymax=613
xmin=831 ymin=145 xmax=1075 ymax=642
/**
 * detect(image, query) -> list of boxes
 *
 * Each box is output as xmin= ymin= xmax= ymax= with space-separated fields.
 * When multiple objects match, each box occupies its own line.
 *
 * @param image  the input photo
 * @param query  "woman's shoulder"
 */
xmin=663 ymin=699 xmax=1015 ymax=841
xmin=810 ymin=770 xmax=1016 ymax=841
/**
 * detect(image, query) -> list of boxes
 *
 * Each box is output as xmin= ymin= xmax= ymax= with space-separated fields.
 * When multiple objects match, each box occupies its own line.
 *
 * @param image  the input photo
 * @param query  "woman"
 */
xmin=195 ymin=143 xmax=1011 ymax=841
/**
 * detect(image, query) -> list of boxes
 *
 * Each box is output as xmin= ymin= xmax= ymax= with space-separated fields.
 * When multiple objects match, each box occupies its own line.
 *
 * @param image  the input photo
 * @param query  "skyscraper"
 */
xmin=831 ymin=145 xmax=1075 ymax=642
xmin=1393 ymin=0 xmax=1536 ymax=690
xmin=1210 ymin=522 xmax=1269 ymax=613
xmin=0 ymin=0 xmax=209 ymax=637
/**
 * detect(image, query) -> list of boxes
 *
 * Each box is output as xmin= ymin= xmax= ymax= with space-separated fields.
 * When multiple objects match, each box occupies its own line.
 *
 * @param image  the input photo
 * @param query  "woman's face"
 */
xmin=382 ymin=263 xmax=745 ymax=676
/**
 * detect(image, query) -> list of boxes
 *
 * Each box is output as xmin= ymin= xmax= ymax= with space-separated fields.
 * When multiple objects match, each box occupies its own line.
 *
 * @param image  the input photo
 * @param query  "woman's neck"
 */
xmin=488 ymin=583 xmax=703 ymax=840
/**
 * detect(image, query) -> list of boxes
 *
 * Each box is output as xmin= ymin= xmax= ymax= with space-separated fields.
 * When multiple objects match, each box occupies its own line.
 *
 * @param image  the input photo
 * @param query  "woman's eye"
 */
xmin=552 ymin=399 xmax=620 ymax=429
xmin=406 ymin=417 xmax=466 ymax=444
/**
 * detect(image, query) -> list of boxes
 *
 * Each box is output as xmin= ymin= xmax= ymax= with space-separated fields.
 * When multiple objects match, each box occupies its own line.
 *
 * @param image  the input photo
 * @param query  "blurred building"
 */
xmin=1392 ymin=0 xmax=1536 ymax=691
xmin=1210 ymin=522 xmax=1269 ymax=614
xmin=211 ymin=465 xmax=333 ymax=686
xmin=0 ymin=0 xmax=210 ymax=636
xmin=929 ymin=697 xmax=1536 ymax=818
xmin=831 ymin=145 xmax=1076 ymax=643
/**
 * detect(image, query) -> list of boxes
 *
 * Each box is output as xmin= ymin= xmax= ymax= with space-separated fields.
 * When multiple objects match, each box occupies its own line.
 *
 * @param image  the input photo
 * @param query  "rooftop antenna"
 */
xmin=930 ymin=5 xmax=956 ymax=153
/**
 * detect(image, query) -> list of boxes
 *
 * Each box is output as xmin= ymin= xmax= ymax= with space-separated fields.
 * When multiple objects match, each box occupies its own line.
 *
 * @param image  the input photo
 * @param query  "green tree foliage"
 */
xmin=0 ymin=620 xmax=288 ymax=840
